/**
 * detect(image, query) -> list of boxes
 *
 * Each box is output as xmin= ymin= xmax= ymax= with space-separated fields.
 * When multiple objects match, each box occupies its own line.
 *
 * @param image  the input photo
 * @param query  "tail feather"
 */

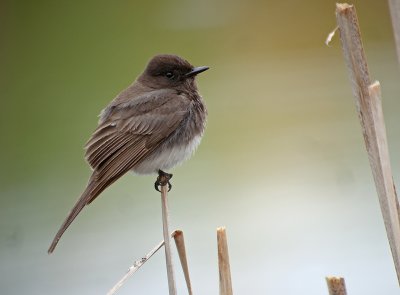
xmin=48 ymin=175 xmax=97 ymax=254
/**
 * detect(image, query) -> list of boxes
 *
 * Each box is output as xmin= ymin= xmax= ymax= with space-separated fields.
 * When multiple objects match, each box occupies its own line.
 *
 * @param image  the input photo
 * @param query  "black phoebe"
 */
xmin=48 ymin=54 xmax=208 ymax=253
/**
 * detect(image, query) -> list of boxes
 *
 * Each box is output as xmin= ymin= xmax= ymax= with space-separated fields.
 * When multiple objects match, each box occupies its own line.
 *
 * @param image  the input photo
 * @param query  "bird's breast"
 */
xmin=132 ymin=94 xmax=206 ymax=175
xmin=132 ymin=134 xmax=203 ymax=175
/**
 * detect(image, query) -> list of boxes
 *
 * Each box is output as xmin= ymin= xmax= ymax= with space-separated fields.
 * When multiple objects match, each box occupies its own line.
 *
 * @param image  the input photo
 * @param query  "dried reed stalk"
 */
xmin=388 ymin=0 xmax=400 ymax=65
xmin=326 ymin=276 xmax=347 ymax=295
xmin=336 ymin=3 xmax=400 ymax=284
xmin=173 ymin=230 xmax=193 ymax=295
xmin=217 ymin=227 xmax=233 ymax=295
xmin=107 ymin=235 xmax=167 ymax=295
xmin=107 ymin=230 xmax=193 ymax=295
xmin=161 ymin=184 xmax=177 ymax=295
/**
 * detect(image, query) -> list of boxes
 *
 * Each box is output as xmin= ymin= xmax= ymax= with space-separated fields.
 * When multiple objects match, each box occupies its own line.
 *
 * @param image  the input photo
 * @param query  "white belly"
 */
xmin=132 ymin=135 xmax=202 ymax=175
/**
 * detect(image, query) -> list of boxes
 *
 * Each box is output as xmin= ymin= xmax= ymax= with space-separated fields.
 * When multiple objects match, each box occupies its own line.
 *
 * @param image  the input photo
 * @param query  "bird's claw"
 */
xmin=154 ymin=170 xmax=173 ymax=192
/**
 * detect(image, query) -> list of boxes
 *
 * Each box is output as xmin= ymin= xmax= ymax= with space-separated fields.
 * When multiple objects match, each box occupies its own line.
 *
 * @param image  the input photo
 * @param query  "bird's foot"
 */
xmin=154 ymin=170 xmax=173 ymax=192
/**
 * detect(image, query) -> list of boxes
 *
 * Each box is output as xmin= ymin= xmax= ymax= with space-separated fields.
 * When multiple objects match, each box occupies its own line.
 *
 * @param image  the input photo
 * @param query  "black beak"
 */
xmin=185 ymin=66 xmax=209 ymax=78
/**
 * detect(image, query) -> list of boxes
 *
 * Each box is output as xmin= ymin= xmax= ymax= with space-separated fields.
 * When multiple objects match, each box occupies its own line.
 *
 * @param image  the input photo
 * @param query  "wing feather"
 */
xmin=48 ymin=87 xmax=194 ymax=253
xmin=83 ymin=90 xmax=191 ymax=203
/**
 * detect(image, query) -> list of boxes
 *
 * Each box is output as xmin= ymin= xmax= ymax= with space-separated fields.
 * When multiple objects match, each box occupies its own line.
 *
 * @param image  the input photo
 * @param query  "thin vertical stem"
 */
xmin=388 ymin=0 xmax=400 ymax=66
xmin=161 ymin=184 xmax=177 ymax=295
xmin=217 ymin=227 xmax=233 ymax=295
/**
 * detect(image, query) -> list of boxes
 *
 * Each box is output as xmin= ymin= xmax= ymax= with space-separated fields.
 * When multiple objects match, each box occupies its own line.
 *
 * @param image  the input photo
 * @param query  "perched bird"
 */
xmin=48 ymin=54 xmax=208 ymax=253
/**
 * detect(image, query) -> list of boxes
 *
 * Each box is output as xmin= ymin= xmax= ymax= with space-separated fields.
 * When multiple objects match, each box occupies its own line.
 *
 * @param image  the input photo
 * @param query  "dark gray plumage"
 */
xmin=48 ymin=54 xmax=208 ymax=253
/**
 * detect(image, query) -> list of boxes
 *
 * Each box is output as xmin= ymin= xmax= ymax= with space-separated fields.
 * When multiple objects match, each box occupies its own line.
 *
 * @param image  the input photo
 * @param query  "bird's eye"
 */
xmin=165 ymin=72 xmax=174 ymax=79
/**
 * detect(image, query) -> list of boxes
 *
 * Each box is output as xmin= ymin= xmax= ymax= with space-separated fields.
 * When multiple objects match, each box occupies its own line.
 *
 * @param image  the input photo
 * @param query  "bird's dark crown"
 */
xmin=138 ymin=54 xmax=208 ymax=91
xmin=145 ymin=54 xmax=193 ymax=78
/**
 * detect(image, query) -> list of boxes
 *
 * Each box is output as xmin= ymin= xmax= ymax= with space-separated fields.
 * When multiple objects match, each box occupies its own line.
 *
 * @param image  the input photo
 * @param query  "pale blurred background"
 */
xmin=1 ymin=0 xmax=400 ymax=294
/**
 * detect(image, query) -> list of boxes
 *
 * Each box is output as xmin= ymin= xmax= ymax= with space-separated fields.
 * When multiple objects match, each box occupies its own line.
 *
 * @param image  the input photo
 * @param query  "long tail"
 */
xmin=48 ymin=174 xmax=100 ymax=254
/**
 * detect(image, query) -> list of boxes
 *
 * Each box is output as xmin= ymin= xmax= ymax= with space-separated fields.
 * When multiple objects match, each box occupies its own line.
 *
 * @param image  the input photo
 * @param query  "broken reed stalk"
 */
xmin=107 ymin=230 xmax=191 ymax=295
xmin=174 ymin=230 xmax=193 ymax=295
xmin=336 ymin=3 xmax=400 ymax=284
xmin=217 ymin=227 xmax=233 ymax=295
xmin=107 ymin=237 xmax=167 ymax=295
xmin=161 ymin=184 xmax=177 ymax=295
xmin=388 ymin=0 xmax=400 ymax=65
xmin=326 ymin=276 xmax=347 ymax=295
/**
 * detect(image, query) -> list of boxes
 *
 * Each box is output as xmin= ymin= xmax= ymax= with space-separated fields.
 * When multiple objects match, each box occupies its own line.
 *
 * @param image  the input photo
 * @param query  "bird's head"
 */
xmin=139 ymin=54 xmax=209 ymax=91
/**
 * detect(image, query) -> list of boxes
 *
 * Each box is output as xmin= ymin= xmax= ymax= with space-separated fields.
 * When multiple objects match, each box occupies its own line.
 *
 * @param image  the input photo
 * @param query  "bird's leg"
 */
xmin=154 ymin=170 xmax=173 ymax=192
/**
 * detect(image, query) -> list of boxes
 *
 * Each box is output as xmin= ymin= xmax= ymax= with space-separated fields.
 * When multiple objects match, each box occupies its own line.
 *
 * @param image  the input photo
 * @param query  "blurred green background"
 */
xmin=1 ymin=0 xmax=400 ymax=294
